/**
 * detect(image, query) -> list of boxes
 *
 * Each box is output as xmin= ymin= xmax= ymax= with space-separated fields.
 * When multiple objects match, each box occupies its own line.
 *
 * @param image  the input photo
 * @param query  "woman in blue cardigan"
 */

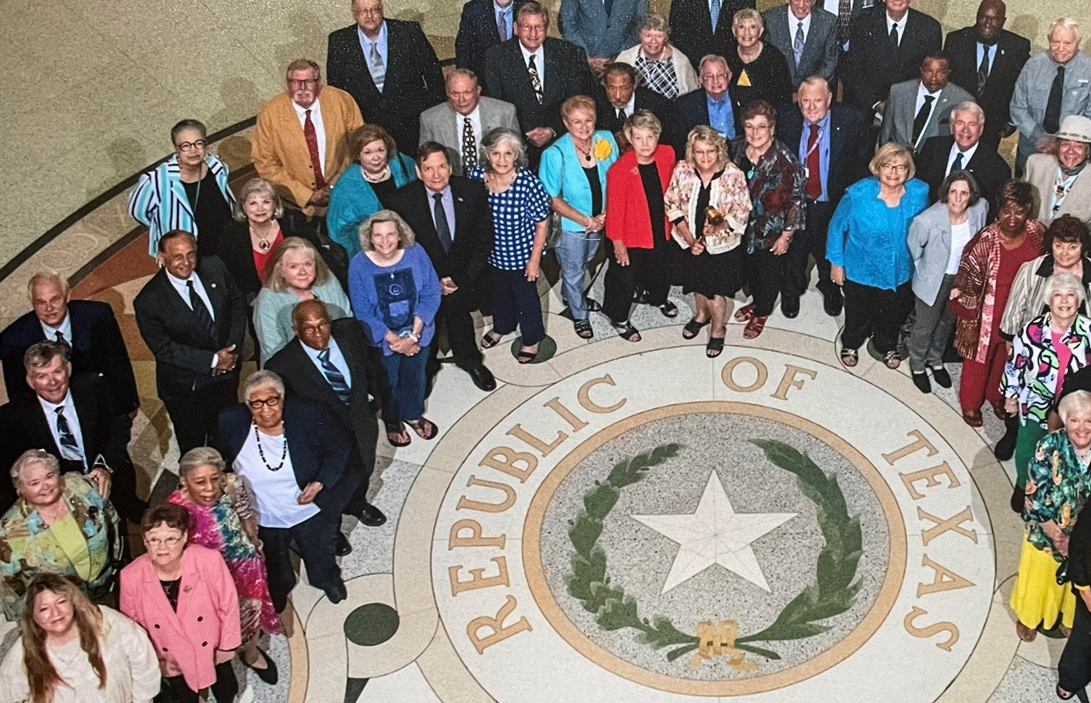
xmin=327 ymin=125 xmax=417 ymax=259
xmin=828 ymin=142 xmax=930 ymax=369
xmin=539 ymin=96 xmax=620 ymax=338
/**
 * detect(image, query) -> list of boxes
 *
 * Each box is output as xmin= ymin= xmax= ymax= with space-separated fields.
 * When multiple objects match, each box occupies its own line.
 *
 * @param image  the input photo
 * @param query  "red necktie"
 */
xmin=806 ymin=124 xmax=822 ymax=200
xmin=304 ymin=109 xmax=327 ymax=190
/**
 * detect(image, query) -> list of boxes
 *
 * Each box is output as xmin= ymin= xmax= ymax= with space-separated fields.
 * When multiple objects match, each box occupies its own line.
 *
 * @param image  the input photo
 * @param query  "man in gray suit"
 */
xmin=762 ymin=0 xmax=839 ymax=90
xmin=559 ymin=0 xmax=648 ymax=74
xmin=419 ymin=69 xmax=521 ymax=176
xmin=880 ymin=54 xmax=974 ymax=152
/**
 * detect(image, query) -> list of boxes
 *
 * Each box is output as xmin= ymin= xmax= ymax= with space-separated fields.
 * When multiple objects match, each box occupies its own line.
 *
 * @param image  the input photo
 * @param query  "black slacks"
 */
xmin=260 ymin=510 xmax=342 ymax=613
xmin=1059 ymin=598 xmax=1091 ymax=702
xmin=603 ymin=240 xmax=670 ymax=324
xmin=162 ymin=377 xmax=239 ymax=455
xmin=430 ymin=287 xmax=482 ymax=370
xmin=165 ymin=661 xmax=238 ymax=703
xmin=785 ymin=200 xmax=834 ymax=298
xmin=842 ymin=279 xmax=914 ymax=353
xmin=746 ymin=247 xmax=788 ymax=318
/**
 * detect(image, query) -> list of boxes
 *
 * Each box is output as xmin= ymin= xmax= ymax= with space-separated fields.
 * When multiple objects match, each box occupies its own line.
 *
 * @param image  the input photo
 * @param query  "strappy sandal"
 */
xmin=406 ymin=418 xmax=439 ymax=440
xmin=682 ymin=318 xmax=711 ymax=339
xmin=734 ymin=303 xmax=756 ymax=322
xmin=840 ymin=347 xmax=858 ymax=368
xmin=516 ymin=346 xmax=539 ymax=364
xmin=386 ymin=424 xmax=411 ymax=447
xmin=659 ymin=301 xmax=679 ymax=318
xmin=962 ymin=409 xmax=983 ymax=427
xmin=883 ymin=350 xmax=901 ymax=369
xmin=706 ymin=337 xmax=725 ymax=358
xmin=743 ymin=316 xmax=767 ymax=339
xmin=613 ymin=321 xmax=642 ymax=342
xmin=574 ymin=319 xmax=594 ymax=339
xmin=1016 ymin=622 xmax=1037 ymax=642
xmin=481 ymin=331 xmax=504 ymax=349
xmin=585 ymin=297 xmax=602 ymax=312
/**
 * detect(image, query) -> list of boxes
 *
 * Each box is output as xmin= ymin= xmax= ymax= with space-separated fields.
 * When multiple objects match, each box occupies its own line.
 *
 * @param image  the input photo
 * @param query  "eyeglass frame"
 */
xmin=175 ymin=140 xmax=207 ymax=152
xmin=247 ymin=394 xmax=282 ymax=410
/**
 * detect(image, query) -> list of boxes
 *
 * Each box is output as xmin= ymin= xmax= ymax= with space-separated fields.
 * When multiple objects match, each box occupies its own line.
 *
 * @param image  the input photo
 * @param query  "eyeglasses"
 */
xmin=145 ymin=536 xmax=183 ymax=548
xmin=248 ymin=395 xmax=282 ymax=410
xmin=287 ymin=78 xmax=319 ymax=88
xmin=880 ymin=163 xmax=910 ymax=172
xmin=175 ymin=140 xmax=207 ymax=152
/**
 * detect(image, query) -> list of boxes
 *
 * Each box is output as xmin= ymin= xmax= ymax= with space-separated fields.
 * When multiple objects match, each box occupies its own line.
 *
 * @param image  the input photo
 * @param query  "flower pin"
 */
xmin=593 ymin=138 xmax=613 ymax=161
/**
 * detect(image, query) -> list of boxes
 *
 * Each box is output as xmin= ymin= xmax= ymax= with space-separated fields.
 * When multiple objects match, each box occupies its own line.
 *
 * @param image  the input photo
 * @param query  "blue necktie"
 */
xmin=710 ymin=0 xmax=721 ymax=33
xmin=951 ymin=151 xmax=964 ymax=174
xmin=55 ymin=406 xmax=83 ymax=462
xmin=187 ymin=280 xmax=216 ymax=340
xmin=318 ymin=348 xmax=351 ymax=404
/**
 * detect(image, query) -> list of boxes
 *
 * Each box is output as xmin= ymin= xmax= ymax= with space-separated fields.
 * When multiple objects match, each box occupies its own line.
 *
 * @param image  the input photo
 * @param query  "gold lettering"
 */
xmin=918 ymin=507 xmax=978 ymax=546
xmin=448 ymin=557 xmax=510 ymax=596
xmin=544 ymin=397 xmax=589 ymax=432
xmin=721 ymin=356 xmax=768 ymax=392
xmin=506 ymin=424 xmax=568 ymax=457
xmin=883 ymin=430 xmax=939 ymax=465
xmin=480 ymin=447 xmax=538 ymax=483
xmin=455 ymin=476 xmax=517 ymax=513
xmin=577 ymin=375 xmax=627 ymax=414
xmin=917 ymin=555 xmax=975 ymax=597
xmin=466 ymin=595 xmax=533 ymax=654
xmin=903 ymin=606 xmax=960 ymax=651
xmin=771 ymin=365 xmax=817 ymax=400
xmin=448 ymin=519 xmax=507 ymax=550
xmin=899 ymin=462 xmax=962 ymax=500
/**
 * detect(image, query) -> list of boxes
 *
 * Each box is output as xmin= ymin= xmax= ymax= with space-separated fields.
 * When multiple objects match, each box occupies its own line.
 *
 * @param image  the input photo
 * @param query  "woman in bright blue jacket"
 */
xmin=828 ymin=142 xmax=929 ymax=369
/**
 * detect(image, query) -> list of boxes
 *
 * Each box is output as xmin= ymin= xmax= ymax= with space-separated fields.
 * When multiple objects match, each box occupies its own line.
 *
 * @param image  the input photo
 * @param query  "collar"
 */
xmin=357 ymin=21 xmax=387 ymax=47
xmin=427 ymin=184 xmax=453 ymax=199
xmin=1037 ymin=255 xmax=1091 ymax=284
xmin=457 ymin=104 xmax=481 ymax=121
xmin=38 ymin=389 xmax=74 ymax=415
xmin=166 ymin=270 xmax=196 ymax=288
xmin=887 ymin=11 xmax=908 ymax=27
xmin=951 ymin=140 xmax=979 ymax=161
xmin=976 ymin=34 xmax=999 ymax=47
xmin=40 ymin=314 xmax=71 ymax=339
xmin=791 ymin=12 xmax=812 ymax=29
xmin=520 ymin=42 xmax=544 ymax=63
xmin=917 ymin=82 xmax=941 ymax=99
xmin=493 ymin=0 xmax=512 ymax=14
xmin=804 ymin=112 xmax=831 ymax=130
xmin=291 ymin=97 xmax=321 ymax=118
xmin=706 ymin=91 xmax=728 ymax=105
xmin=301 ymin=337 xmax=340 ymax=362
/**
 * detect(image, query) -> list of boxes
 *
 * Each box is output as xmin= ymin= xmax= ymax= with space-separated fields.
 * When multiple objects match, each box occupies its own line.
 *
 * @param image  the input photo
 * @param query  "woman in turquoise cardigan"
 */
xmin=327 ymin=124 xmax=417 ymax=259
xmin=539 ymin=96 xmax=620 ymax=338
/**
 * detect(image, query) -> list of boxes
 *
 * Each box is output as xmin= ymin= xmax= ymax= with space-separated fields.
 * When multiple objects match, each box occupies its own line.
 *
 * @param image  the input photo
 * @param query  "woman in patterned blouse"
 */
xmin=1010 ymin=390 xmax=1091 ymax=643
xmin=614 ymin=14 xmax=699 ymax=101
xmin=470 ymin=129 xmax=552 ymax=363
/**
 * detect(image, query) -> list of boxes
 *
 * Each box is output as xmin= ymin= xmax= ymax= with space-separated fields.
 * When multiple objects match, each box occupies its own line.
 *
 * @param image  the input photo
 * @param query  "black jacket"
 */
xmin=777 ymin=104 xmax=871 ymax=206
xmin=593 ymin=85 xmax=675 ymax=139
xmin=455 ymin=0 xmax=529 ymax=92
xmin=667 ymin=0 xmax=755 ymax=69
xmin=943 ymin=27 xmax=1030 ymax=147
xmin=914 ymin=134 xmax=1012 ymax=212
xmin=843 ymin=6 xmax=942 ymax=112
xmin=672 ymin=89 xmax=744 ymax=160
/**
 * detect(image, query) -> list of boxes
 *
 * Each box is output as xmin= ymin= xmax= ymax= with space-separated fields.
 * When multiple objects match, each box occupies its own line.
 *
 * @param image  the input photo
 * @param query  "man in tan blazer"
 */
xmin=253 ymin=58 xmax=365 ymax=216
xmin=1025 ymin=115 xmax=1091 ymax=227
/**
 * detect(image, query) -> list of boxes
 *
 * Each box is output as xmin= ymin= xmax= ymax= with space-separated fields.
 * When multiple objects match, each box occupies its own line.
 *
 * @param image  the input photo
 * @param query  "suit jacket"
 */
xmin=0 ymin=300 xmax=138 ymax=414
xmin=880 ymin=79 xmax=974 ymax=151
xmin=914 ymin=135 xmax=1011 ymax=209
xmin=672 ymin=89 xmax=744 ymax=159
xmin=944 ymin=27 xmax=1030 ymax=146
xmin=668 ymin=0 xmax=755 ymax=69
xmin=1025 ymin=153 xmax=1091 ymax=227
xmin=418 ymin=97 xmax=521 ymax=176
xmin=455 ymin=0 xmax=528 ymax=92
xmin=327 ymin=20 xmax=446 ymax=155
xmin=133 ymin=256 xmax=247 ymax=402
xmin=593 ymin=85 xmax=675 ymax=139
xmin=559 ymin=0 xmax=647 ymax=58
xmin=265 ymin=319 xmax=391 ymax=476
xmin=484 ymin=38 xmax=593 ymax=139
xmin=388 ymin=178 xmax=495 ymax=290
xmin=843 ymin=6 xmax=942 ymax=112
xmin=251 ymin=89 xmax=364 ymax=216
xmin=761 ymin=5 xmax=839 ymax=89
xmin=217 ymin=398 xmax=356 ymax=516
xmin=778 ymin=103 xmax=870 ymax=205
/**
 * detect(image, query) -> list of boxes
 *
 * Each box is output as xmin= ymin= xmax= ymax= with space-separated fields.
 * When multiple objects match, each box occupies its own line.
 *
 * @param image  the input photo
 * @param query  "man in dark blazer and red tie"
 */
xmin=456 ymin=0 xmax=527 ymax=92
xmin=388 ymin=143 xmax=497 ymax=392
xmin=133 ymin=230 xmax=246 ymax=455
xmin=668 ymin=0 xmax=755 ymax=69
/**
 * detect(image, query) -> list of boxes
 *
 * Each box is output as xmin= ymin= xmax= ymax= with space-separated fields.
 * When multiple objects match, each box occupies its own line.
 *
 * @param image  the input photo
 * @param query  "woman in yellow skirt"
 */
xmin=1011 ymin=390 xmax=1091 ymax=641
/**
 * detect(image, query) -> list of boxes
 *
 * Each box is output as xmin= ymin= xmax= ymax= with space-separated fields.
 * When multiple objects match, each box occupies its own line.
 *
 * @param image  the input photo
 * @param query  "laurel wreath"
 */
xmin=564 ymin=439 xmax=863 ymax=665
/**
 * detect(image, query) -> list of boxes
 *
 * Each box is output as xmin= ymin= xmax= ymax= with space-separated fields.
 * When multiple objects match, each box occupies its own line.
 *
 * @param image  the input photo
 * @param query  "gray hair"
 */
xmin=732 ymin=8 xmax=762 ymax=28
xmin=950 ymin=101 xmax=986 ymax=126
xmin=23 ymin=340 xmax=70 ymax=372
xmin=1060 ymin=389 xmax=1091 ymax=424
xmin=798 ymin=75 xmax=832 ymax=95
xmin=10 ymin=450 xmax=60 ymax=491
xmin=178 ymin=447 xmax=226 ymax=479
xmin=481 ymin=128 xmax=529 ymax=171
xmin=639 ymin=13 xmax=670 ymax=34
xmin=699 ymin=54 xmax=728 ymax=74
xmin=1045 ymin=272 xmax=1087 ymax=305
xmin=26 ymin=272 xmax=69 ymax=301
xmin=242 ymin=370 xmax=286 ymax=402
xmin=359 ymin=209 xmax=417 ymax=252
xmin=1049 ymin=17 xmax=1081 ymax=43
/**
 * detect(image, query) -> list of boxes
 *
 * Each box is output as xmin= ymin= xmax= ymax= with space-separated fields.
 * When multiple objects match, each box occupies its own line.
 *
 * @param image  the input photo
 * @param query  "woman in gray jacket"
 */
xmin=907 ymin=171 xmax=988 ymax=394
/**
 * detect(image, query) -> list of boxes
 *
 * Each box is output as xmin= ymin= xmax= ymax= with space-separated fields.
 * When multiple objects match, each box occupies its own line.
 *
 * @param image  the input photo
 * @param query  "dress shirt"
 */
xmin=40 ymin=315 xmax=73 ymax=345
xmin=520 ymin=43 xmax=546 ymax=89
xmin=428 ymin=185 xmax=457 ymax=240
xmin=302 ymin=338 xmax=354 ymax=389
xmin=976 ymin=42 xmax=993 ymax=79
xmin=37 ymin=390 xmax=87 ymax=468
xmin=613 ymin=94 xmax=636 ymax=119
xmin=357 ymin=22 xmax=389 ymax=80
xmin=789 ymin=12 xmax=813 ymax=45
xmin=165 ymin=270 xmax=219 ymax=368
xmin=456 ymin=105 xmax=483 ymax=146
xmin=886 ymin=12 xmax=905 ymax=47
xmin=799 ymin=112 xmax=832 ymax=201
xmin=494 ymin=1 xmax=514 ymax=37
xmin=707 ymin=92 xmax=736 ymax=139
xmin=291 ymin=98 xmax=327 ymax=175
xmin=945 ymin=141 xmax=979 ymax=177
xmin=913 ymin=83 xmax=941 ymax=142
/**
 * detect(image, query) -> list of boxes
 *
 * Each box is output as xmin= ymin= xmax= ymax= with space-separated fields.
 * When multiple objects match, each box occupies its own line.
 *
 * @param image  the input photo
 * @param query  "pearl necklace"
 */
xmin=254 ymin=423 xmax=287 ymax=471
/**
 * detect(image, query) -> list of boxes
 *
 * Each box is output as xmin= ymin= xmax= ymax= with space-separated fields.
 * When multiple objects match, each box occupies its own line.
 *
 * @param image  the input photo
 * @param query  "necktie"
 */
xmin=604 ymin=0 xmax=613 ymax=16
xmin=976 ymin=45 xmax=990 ymax=95
xmin=836 ymin=0 xmax=852 ymax=44
xmin=55 ymin=407 xmax=83 ymax=462
xmin=528 ymin=54 xmax=543 ymax=104
xmin=370 ymin=42 xmax=386 ymax=93
xmin=187 ymin=280 xmax=216 ymax=339
xmin=616 ymin=107 xmax=626 ymax=131
xmin=912 ymin=95 xmax=935 ymax=147
xmin=1044 ymin=65 xmax=1066 ymax=135
xmin=951 ymin=151 xmax=964 ymax=174
xmin=303 ymin=109 xmax=326 ymax=190
xmin=317 ymin=348 xmax=351 ymax=404
xmin=794 ymin=21 xmax=805 ymax=66
xmin=710 ymin=0 xmax=721 ymax=33
xmin=54 ymin=330 xmax=68 ymax=346
xmin=433 ymin=192 xmax=453 ymax=252
xmin=462 ymin=117 xmax=478 ymax=169
xmin=806 ymin=124 xmax=822 ymax=200
xmin=498 ymin=11 xmax=507 ymax=41
xmin=889 ymin=22 xmax=899 ymax=48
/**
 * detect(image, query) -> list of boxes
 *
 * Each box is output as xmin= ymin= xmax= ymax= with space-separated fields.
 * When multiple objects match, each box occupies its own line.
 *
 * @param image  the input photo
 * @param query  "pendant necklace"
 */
xmin=254 ymin=423 xmax=288 ymax=471
xmin=251 ymin=224 xmax=276 ymax=251
xmin=574 ymin=143 xmax=593 ymax=164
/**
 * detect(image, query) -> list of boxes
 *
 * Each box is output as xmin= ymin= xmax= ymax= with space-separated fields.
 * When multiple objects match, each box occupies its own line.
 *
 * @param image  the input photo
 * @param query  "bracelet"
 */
xmin=407 ymin=332 xmax=420 ymax=343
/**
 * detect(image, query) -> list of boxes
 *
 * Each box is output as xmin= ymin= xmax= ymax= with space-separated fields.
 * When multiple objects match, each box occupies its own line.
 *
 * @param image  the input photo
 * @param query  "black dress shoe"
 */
xmin=359 ymin=503 xmax=387 ymax=527
xmin=467 ymin=364 xmax=497 ymax=391
xmin=1010 ymin=485 xmax=1025 ymax=513
xmin=781 ymin=295 xmax=800 ymax=319
xmin=335 ymin=532 xmax=352 ymax=557
xmin=821 ymin=286 xmax=843 ymax=317
xmin=912 ymin=372 xmax=931 ymax=394
xmin=325 ymin=581 xmax=348 ymax=604
xmin=994 ymin=419 xmax=1019 ymax=461
xmin=931 ymin=366 xmax=952 ymax=388
xmin=247 ymin=648 xmax=279 ymax=685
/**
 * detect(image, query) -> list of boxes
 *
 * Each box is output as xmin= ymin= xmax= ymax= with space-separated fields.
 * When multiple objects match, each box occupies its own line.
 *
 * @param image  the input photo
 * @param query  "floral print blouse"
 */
xmin=1023 ymin=429 xmax=1091 ymax=559
xmin=663 ymin=160 xmax=752 ymax=255
xmin=730 ymin=137 xmax=805 ymax=253
xmin=1002 ymin=313 xmax=1091 ymax=429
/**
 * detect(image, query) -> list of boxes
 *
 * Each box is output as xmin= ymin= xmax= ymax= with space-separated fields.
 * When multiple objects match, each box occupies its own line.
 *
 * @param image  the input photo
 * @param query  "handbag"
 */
xmin=545 ymin=146 xmax=565 ymax=250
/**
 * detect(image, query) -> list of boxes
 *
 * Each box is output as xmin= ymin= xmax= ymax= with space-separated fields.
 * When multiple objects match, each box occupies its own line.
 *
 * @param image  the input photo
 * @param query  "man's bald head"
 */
xmin=292 ymin=299 xmax=334 ymax=351
xmin=975 ymin=0 xmax=1006 ymax=41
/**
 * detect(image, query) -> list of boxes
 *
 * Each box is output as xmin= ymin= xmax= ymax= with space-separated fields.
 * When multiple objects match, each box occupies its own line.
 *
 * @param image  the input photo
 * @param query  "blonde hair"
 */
xmin=684 ymin=126 xmax=730 ymax=171
xmin=869 ymin=142 xmax=916 ymax=181
xmin=233 ymin=178 xmax=284 ymax=221
xmin=21 ymin=575 xmax=106 ymax=703
xmin=732 ymin=8 xmax=762 ymax=27
xmin=625 ymin=110 xmax=663 ymax=138
xmin=261 ymin=237 xmax=331 ymax=291
xmin=358 ymin=209 xmax=417 ymax=252
xmin=561 ymin=95 xmax=597 ymax=122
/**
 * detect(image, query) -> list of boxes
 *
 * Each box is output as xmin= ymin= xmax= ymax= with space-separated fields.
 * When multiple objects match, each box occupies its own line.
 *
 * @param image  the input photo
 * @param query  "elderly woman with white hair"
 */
xmin=217 ymin=370 xmax=357 ymax=608
xmin=614 ymin=13 xmax=699 ymax=100
xmin=468 ymin=129 xmax=552 ymax=363
xmin=725 ymin=9 xmax=793 ymax=109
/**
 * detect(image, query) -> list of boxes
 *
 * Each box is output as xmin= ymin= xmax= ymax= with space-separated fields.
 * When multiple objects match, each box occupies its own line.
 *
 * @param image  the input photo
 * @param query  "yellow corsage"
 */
xmin=593 ymin=138 xmax=613 ymax=161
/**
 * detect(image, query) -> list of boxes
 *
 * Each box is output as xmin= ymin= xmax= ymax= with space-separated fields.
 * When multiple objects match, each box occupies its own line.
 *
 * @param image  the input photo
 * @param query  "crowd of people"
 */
xmin=2 ymin=0 xmax=1091 ymax=700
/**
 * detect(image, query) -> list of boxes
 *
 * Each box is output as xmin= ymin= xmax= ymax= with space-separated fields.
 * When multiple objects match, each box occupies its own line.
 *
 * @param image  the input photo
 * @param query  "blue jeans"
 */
xmin=555 ymin=229 xmax=602 ymax=321
xmin=380 ymin=346 xmax=429 ymax=425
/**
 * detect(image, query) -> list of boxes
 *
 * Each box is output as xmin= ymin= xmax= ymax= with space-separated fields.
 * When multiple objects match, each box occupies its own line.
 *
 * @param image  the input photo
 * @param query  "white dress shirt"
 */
xmin=456 ymin=105 xmax=484 ymax=146
xmin=887 ymin=12 xmax=904 ymax=46
xmin=913 ymin=83 xmax=941 ymax=146
xmin=945 ymin=141 xmax=979 ymax=177
xmin=520 ymin=43 xmax=546 ymax=90
xmin=789 ymin=12 xmax=813 ymax=45
xmin=292 ymin=98 xmax=327 ymax=174
xmin=38 ymin=390 xmax=87 ymax=468
xmin=40 ymin=314 xmax=73 ymax=346
xmin=302 ymin=338 xmax=354 ymax=389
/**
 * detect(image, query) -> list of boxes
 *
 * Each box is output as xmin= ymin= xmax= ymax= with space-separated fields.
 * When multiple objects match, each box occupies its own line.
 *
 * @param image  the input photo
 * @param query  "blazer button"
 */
xmin=202 ymin=641 xmax=208 ymax=647
xmin=154 ymin=624 xmax=160 ymax=629
xmin=162 ymin=647 xmax=168 ymax=652
xmin=197 ymin=616 xmax=203 ymax=622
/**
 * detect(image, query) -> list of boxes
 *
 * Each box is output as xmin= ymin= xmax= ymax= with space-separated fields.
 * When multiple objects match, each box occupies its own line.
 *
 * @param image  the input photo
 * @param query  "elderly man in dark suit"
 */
xmin=133 ymin=230 xmax=246 ymax=455
xmin=880 ymin=54 xmax=974 ymax=152
xmin=762 ymin=0 xmax=839 ymax=91
xmin=593 ymin=63 xmax=674 ymax=151
xmin=388 ymin=143 xmax=497 ymax=392
xmin=266 ymin=300 xmax=391 ymax=556
xmin=673 ymin=55 xmax=744 ymax=158
xmin=668 ymin=0 xmax=755 ymax=69
xmin=456 ymin=0 xmax=527 ymax=92
xmin=0 ymin=273 xmax=139 ymax=417
xmin=943 ymin=0 xmax=1029 ymax=150
xmin=915 ymin=101 xmax=1011 ymax=208
xmin=0 ymin=341 xmax=146 ymax=521
xmin=779 ymin=76 xmax=870 ymax=317
xmin=326 ymin=0 xmax=446 ymax=154
xmin=419 ymin=69 xmax=521 ymax=176
xmin=843 ymin=0 xmax=942 ymax=116
xmin=484 ymin=1 xmax=593 ymax=167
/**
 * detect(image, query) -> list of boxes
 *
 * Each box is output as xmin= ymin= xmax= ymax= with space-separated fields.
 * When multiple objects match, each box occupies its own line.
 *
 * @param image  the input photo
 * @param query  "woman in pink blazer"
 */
xmin=120 ymin=504 xmax=242 ymax=703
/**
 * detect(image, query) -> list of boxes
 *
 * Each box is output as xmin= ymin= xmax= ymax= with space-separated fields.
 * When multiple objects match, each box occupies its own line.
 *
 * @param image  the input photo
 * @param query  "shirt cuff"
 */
xmin=211 ymin=352 xmax=219 ymax=369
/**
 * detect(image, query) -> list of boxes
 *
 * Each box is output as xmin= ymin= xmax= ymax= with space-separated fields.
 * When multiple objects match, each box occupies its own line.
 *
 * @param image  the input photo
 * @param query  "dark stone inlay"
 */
xmin=344 ymin=603 xmax=400 ymax=647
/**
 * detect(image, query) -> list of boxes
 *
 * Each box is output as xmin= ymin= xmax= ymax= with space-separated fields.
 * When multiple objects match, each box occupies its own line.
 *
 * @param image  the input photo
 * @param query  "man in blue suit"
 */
xmin=559 ymin=0 xmax=647 ymax=74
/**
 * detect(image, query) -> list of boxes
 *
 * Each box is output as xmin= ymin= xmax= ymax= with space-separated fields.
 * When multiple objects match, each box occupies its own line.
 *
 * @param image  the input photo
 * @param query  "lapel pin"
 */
xmin=210 ymin=283 xmax=217 ymax=289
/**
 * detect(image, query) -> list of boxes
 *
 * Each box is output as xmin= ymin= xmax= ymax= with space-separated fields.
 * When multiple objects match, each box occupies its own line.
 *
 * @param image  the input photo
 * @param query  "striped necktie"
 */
xmin=55 ymin=407 xmax=83 ymax=462
xmin=318 ymin=348 xmax=351 ymax=403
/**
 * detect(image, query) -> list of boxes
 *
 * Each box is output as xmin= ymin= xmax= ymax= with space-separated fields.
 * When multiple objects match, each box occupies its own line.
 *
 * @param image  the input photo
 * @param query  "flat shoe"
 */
xmin=585 ymin=297 xmax=602 ymax=312
xmin=1016 ymin=622 xmax=1037 ymax=642
xmin=517 ymin=347 xmax=538 ymax=364
xmin=734 ymin=303 xmax=756 ymax=323
xmin=931 ymin=366 xmax=952 ymax=388
xmin=682 ymin=318 xmax=711 ymax=339
xmin=574 ymin=319 xmax=594 ymax=339
xmin=883 ymin=350 xmax=901 ymax=369
xmin=912 ymin=372 xmax=931 ymax=394
xmin=962 ymin=410 xmax=983 ymax=428
xmin=613 ymin=322 xmax=641 ymax=342
xmin=658 ymin=301 xmax=679 ymax=318
xmin=840 ymin=347 xmax=858 ymax=368
xmin=386 ymin=425 xmax=411 ymax=447
xmin=407 ymin=417 xmax=439 ymax=440
xmin=480 ymin=331 xmax=503 ymax=349
xmin=247 ymin=648 xmax=279 ymax=685
xmin=706 ymin=337 xmax=725 ymax=358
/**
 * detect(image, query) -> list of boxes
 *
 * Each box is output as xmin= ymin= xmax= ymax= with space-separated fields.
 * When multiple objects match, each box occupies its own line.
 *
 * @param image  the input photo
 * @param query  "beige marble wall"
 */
xmin=0 ymin=0 xmax=1086 ymax=273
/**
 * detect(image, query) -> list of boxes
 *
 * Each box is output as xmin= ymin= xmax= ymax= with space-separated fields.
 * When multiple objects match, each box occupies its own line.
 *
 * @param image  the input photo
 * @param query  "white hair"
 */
xmin=1045 ymin=272 xmax=1087 ymax=305
xmin=242 ymin=370 xmax=286 ymax=401
xmin=1060 ymin=390 xmax=1091 ymax=424
xmin=1049 ymin=17 xmax=1082 ymax=43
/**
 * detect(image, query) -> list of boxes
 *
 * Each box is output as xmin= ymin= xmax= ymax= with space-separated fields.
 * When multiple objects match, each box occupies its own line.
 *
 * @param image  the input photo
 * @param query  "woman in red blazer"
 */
xmin=603 ymin=110 xmax=679 ymax=341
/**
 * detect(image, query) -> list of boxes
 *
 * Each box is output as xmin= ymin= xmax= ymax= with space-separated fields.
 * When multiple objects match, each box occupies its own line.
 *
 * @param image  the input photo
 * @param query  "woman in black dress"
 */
xmin=726 ymin=9 xmax=794 ymax=110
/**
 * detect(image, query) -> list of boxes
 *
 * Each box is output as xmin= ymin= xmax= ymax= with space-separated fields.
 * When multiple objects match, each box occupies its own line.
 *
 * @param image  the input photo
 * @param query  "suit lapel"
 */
xmin=71 ymin=383 xmax=97 ymax=462
xmin=68 ymin=306 xmax=90 ymax=353
xmin=442 ymin=105 xmax=460 ymax=152
xmin=197 ymin=263 xmax=224 ymax=327
xmin=29 ymin=401 xmax=61 ymax=457
xmin=451 ymin=183 xmax=469 ymax=243
xmin=295 ymin=340 xmax=345 ymax=405
xmin=543 ymin=41 xmax=560 ymax=104
xmin=385 ymin=22 xmax=402 ymax=91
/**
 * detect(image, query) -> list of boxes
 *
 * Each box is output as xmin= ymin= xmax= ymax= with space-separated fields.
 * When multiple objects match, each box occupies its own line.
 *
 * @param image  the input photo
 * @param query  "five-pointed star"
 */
xmin=631 ymin=472 xmax=796 ymax=594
